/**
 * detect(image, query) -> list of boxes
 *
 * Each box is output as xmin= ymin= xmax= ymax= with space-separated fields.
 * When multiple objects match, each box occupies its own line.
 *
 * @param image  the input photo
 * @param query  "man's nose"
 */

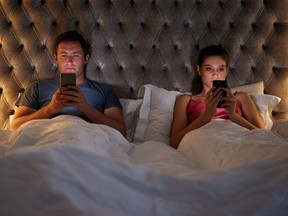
xmin=67 ymin=56 xmax=73 ymax=63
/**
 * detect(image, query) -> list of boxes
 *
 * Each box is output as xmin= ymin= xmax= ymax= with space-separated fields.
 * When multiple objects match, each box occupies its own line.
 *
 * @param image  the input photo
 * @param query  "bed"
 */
xmin=1 ymin=0 xmax=288 ymax=215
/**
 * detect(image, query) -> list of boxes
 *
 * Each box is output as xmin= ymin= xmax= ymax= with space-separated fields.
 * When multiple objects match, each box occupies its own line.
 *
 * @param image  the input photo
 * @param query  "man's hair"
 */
xmin=54 ymin=31 xmax=91 ymax=56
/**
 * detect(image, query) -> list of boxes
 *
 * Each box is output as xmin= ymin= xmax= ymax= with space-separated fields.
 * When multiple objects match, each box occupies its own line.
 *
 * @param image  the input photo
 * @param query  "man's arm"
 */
xmin=82 ymin=105 xmax=126 ymax=137
xmin=11 ymin=89 xmax=64 ymax=130
xmin=60 ymin=86 xmax=126 ymax=137
xmin=11 ymin=106 xmax=53 ymax=130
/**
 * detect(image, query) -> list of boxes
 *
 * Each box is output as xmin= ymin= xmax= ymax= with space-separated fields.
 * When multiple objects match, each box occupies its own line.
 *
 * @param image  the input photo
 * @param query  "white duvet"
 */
xmin=0 ymin=116 xmax=288 ymax=216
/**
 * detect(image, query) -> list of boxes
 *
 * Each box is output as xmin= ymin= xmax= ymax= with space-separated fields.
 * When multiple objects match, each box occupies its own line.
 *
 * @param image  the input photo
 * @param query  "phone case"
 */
xmin=60 ymin=73 xmax=76 ymax=87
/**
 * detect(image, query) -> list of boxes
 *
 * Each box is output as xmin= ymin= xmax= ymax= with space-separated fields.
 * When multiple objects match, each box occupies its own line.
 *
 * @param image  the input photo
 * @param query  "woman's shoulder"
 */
xmin=234 ymin=91 xmax=252 ymax=103
xmin=176 ymin=93 xmax=191 ymax=101
xmin=234 ymin=91 xmax=250 ymax=98
xmin=175 ymin=94 xmax=191 ymax=107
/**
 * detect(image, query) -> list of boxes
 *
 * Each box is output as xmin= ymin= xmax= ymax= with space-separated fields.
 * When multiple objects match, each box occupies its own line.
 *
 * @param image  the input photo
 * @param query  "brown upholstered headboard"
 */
xmin=0 ymin=0 xmax=288 ymax=129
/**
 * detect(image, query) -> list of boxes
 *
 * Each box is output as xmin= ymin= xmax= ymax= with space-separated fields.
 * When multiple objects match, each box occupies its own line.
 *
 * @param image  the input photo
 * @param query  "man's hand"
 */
xmin=59 ymin=85 xmax=88 ymax=112
xmin=47 ymin=88 xmax=66 ymax=113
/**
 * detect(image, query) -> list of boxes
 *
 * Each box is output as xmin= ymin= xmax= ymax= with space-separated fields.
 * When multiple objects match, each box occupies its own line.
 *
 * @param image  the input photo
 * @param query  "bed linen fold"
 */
xmin=0 ymin=116 xmax=287 ymax=216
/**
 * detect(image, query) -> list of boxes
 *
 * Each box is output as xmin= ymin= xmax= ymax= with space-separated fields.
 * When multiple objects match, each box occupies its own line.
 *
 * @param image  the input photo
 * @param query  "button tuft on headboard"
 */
xmin=107 ymin=43 xmax=112 ymax=50
xmin=174 ymin=44 xmax=178 ymax=51
xmin=95 ymin=21 xmax=101 ymax=28
xmin=174 ymin=0 xmax=179 ymax=7
xmin=163 ymin=22 xmax=168 ymax=29
xmin=129 ymin=87 xmax=134 ymax=93
xmin=40 ymin=44 xmax=46 ymax=50
xmin=251 ymin=66 xmax=256 ymax=72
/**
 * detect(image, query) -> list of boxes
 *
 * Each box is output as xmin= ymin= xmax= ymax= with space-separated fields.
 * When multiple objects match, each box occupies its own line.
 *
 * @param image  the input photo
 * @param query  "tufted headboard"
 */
xmin=0 ymin=0 xmax=288 ymax=129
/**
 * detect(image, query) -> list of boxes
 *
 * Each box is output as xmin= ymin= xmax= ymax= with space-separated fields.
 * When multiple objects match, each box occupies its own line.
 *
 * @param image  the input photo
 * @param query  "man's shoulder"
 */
xmin=86 ymin=79 xmax=112 ymax=89
xmin=24 ymin=78 xmax=58 ymax=90
xmin=28 ymin=78 xmax=58 ymax=86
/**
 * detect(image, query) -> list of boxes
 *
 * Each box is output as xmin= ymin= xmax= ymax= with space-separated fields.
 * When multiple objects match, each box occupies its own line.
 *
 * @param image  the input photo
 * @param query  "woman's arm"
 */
xmin=170 ymin=89 xmax=221 ymax=149
xmin=232 ymin=92 xmax=265 ymax=129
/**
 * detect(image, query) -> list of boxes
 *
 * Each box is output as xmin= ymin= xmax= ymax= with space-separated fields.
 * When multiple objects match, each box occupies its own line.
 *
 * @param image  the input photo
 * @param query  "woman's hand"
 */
xmin=204 ymin=87 xmax=222 ymax=118
xmin=222 ymin=88 xmax=238 ymax=118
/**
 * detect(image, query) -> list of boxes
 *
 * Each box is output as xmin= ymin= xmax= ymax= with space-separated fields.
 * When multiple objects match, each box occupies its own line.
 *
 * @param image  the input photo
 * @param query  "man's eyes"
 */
xmin=60 ymin=54 xmax=82 ymax=59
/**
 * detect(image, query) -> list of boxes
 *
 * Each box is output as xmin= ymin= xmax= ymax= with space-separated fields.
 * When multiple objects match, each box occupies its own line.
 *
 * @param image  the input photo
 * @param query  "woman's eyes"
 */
xmin=204 ymin=67 xmax=225 ymax=73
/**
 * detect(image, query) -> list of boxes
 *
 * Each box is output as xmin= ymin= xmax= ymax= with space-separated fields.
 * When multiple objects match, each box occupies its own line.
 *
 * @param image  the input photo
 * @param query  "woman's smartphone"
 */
xmin=60 ymin=73 xmax=76 ymax=87
xmin=213 ymin=80 xmax=228 ymax=107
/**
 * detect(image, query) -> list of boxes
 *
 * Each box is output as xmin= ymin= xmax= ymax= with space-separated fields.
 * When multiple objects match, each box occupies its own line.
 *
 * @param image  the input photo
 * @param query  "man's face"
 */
xmin=54 ymin=41 xmax=89 ymax=82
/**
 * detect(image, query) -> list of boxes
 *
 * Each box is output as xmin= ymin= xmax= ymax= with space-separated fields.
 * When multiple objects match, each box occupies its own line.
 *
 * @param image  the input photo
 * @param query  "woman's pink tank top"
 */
xmin=186 ymin=97 xmax=243 ymax=123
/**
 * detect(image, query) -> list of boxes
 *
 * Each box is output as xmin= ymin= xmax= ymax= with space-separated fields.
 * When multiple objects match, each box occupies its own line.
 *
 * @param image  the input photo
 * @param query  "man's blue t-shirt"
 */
xmin=16 ymin=78 xmax=122 ymax=120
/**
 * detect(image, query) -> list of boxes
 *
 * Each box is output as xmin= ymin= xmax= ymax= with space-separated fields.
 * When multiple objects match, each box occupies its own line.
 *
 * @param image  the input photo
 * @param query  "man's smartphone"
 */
xmin=213 ymin=80 xmax=228 ymax=108
xmin=60 ymin=73 xmax=76 ymax=87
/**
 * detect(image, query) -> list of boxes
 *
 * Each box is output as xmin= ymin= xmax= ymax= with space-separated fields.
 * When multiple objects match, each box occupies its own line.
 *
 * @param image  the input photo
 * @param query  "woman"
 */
xmin=170 ymin=45 xmax=264 ymax=149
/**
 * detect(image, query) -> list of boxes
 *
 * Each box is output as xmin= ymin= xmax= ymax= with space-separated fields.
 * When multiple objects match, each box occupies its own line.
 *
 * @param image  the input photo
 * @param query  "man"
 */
xmin=11 ymin=31 xmax=126 ymax=137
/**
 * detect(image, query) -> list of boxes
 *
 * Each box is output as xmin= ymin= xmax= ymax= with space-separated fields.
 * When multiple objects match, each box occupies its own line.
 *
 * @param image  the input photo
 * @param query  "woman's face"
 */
xmin=197 ymin=55 xmax=228 ymax=90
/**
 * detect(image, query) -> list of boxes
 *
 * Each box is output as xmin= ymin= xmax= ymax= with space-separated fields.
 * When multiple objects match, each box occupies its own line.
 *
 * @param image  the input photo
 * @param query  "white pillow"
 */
xmin=249 ymin=94 xmax=281 ymax=129
xmin=231 ymin=81 xmax=264 ymax=94
xmin=119 ymin=98 xmax=143 ymax=142
xmin=134 ymin=82 xmax=280 ymax=145
xmin=133 ymin=85 xmax=181 ymax=144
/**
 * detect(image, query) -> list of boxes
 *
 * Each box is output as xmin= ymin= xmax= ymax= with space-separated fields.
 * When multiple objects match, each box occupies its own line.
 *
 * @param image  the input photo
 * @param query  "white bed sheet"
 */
xmin=178 ymin=120 xmax=288 ymax=171
xmin=0 ymin=116 xmax=288 ymax=216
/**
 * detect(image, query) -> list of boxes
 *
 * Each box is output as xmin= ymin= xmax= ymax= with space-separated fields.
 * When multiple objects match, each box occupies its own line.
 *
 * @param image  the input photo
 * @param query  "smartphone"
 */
xmin=213 ymin=80 xmax=228 ymax=108
xmin=60 ymin=73 xmax=76 ymax=87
